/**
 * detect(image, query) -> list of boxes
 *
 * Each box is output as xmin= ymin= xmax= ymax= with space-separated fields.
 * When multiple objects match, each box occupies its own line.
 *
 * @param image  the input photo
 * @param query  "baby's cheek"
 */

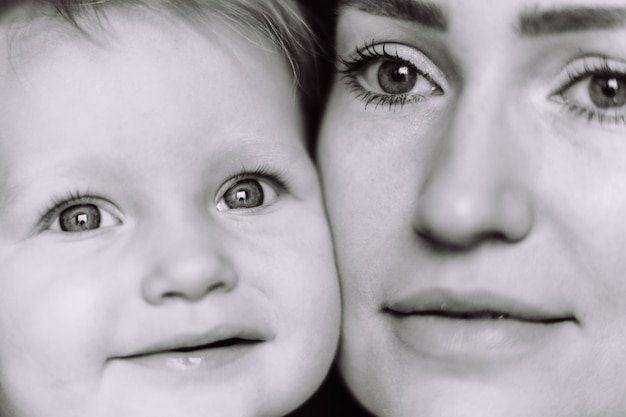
xmin=1 ymin=275 xmax=121 ymax=415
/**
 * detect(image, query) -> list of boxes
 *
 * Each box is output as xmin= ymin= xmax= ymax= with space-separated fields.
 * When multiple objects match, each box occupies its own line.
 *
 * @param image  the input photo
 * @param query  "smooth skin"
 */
xmin=0 ymin=8 xmax=340 ymax=417
xmin=318 ymin=0 xmax=626 ymax=416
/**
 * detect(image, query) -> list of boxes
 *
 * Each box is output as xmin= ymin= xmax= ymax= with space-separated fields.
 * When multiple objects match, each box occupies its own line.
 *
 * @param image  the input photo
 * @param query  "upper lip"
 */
xmin=384 ymin=288 xmax=578 ymax=324
xmin=115 ymin=323 xmax=275 ymax=359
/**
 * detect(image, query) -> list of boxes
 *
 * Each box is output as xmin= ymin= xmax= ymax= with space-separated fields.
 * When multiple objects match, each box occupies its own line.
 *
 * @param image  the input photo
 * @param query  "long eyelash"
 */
xmin=338 ymin=40 xmax=430 ymax=111
xmin=339 ymin=40 xmax=386 ymax=68
xmin=339 ymin=40 xmax=413 ymax=71
xmin=351 ymin=90 xmax=416 ymax=111
xmin=557 ymin=58 xmax=615 ymax=97
xmin=562 ymin=58 xmax=614 ymax=88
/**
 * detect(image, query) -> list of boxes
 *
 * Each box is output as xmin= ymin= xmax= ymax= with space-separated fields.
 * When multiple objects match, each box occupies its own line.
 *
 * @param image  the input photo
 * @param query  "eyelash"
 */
xmin=215 ymin=165 xmax=290 ymax=211
xmin=36 ymin=166 xmax=289 ymax=231
xmin=339 ymin=41 xmax=442 ymax=111
xmin=37 ymin=190 xmax=120 ymax=232
xmin=552 ymin=56 xmax=626 ymax=126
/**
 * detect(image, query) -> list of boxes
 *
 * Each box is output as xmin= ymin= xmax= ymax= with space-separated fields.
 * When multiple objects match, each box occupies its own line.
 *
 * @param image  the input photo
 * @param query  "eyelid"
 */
xmin=214 ymin=169 xmax=287 ymax=213
xmin=339 ymin=42 xmax=448 ymax=91
xmin=546 ymin=55 xmax=626 ymax=126
xmin=37 ymin=193 xmax=124 ymax=232
xmin=549 ymin=55 xmax=626 ymax=96
xmin=337 ymin=41 xmax=448 ymax=111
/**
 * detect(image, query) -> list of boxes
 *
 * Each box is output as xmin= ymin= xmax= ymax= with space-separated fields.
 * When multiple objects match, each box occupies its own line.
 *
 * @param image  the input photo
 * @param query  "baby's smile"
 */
xmin=112 ymin=322 xmax=275 ymax=372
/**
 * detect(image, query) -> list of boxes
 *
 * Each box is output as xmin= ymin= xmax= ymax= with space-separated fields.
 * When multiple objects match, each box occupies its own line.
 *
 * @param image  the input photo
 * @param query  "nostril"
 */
xmin=169 ymin=282 xmax=228 ymax=299
xmin=161 ymin=281 xmax=224 ymax=301
xmin=418 ymin=224 xmax=516 ymax=251
xmin=416 ymin=224 xmax=487 ymax=251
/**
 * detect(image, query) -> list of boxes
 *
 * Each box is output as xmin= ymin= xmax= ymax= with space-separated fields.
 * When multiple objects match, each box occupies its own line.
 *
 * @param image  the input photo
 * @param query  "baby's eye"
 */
xmin=216 ymin=178 xmax=279 ymax=212
xmin=44 ymin=197 xmax=122 ymax=233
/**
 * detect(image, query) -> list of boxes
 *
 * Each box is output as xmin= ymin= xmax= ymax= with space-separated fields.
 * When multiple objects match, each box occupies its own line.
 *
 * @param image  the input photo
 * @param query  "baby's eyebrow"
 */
xmin=339 ymin=0 xmax=447 ymax=31
xmin=518 ymin=6 xmax=626 ymax=36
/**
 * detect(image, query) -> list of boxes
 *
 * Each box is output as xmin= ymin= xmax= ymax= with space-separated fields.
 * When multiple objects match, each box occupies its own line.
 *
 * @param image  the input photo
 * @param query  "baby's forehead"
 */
xmin=0 ymin=7 xmax=295 ymax=111
xmin=0 ymin=9 xmax=303 ymax=171
xmin=2 ymin=2 xmax=293 ymax=77
xmin=0 ymin=4 xmax=128 ymax=80
xmin=0 ymin=3 xmax=61 ymax=64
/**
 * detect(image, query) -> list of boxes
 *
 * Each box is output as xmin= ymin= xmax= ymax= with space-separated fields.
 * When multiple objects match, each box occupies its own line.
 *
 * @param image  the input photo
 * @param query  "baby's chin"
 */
xmin=92 ymin=383 xmax=278 ymax=417
xmin=85 ymin=348 xmax=330 ymax=417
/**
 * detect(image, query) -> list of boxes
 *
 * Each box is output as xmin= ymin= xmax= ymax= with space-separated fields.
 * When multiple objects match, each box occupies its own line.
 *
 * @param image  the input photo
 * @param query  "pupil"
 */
xmin=378 ymin=61 xmax=418 ymax=95
xmin=393 ymin=66 xmax=409 ymax=82
xmin=589 ymin=74 xmax=626 ymax=109
xmin=224 ymin=179 xmax=264 ymax=209
xmin=59 ymin=204 xmax=101 ymax=232
xmin=602 ymin=78 xmax=618 ymax=98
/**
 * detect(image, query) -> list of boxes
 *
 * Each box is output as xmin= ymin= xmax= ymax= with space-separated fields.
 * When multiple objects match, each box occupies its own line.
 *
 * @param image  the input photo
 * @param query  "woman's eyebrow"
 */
xmin=339 ymin=0 xmax=447 ymax=31
xmin=518 ymin=6 xmax=626 ymax=36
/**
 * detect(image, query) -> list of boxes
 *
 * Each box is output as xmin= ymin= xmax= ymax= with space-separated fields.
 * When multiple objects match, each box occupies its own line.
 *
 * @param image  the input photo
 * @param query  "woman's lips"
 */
xmin=384 ymin=288 xmax=579 ymax=360
xmin=385 ymin=288 xmax=578 ymax=323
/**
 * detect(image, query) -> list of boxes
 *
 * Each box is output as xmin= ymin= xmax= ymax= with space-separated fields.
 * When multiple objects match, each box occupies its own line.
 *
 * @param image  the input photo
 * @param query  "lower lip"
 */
xmin=388 ymin=314 xmax=573 ymax=361
xmin=121 ymin=342 xmax=260 ymax=372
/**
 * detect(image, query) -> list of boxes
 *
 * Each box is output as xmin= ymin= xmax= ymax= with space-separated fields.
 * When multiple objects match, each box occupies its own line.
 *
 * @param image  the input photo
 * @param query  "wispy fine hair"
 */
xmin=36 ymin=0 xmax=323 ymax=141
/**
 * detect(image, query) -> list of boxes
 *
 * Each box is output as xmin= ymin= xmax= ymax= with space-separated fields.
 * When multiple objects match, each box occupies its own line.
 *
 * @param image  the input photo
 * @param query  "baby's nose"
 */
xmin=140 ymin=220 xmax=238 ymax=305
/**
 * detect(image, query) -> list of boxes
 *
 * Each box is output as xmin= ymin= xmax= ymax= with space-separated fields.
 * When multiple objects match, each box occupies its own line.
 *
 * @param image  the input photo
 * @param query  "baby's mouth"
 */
xmin=116 ymin=338 xmax=264 ymax=371
xmin=125 ymin=337 xmax=262 ymax=357
xmin=112 ymin=326 xmax=272 ymax=372
xmin=167 ymin=337 xmax=257 ymax=353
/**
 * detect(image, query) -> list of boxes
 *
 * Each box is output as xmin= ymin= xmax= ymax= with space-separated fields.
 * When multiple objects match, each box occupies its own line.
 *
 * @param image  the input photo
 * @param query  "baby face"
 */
xmin=318 ymin=0 xmax=626 ymax=416
xmin=0 ymin=9 xmax=339 ymax=417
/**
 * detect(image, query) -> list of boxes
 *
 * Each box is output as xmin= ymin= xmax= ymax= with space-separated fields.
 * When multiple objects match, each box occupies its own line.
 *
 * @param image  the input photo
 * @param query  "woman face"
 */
xmin=318 ymin=0 xmax=626 ymax=416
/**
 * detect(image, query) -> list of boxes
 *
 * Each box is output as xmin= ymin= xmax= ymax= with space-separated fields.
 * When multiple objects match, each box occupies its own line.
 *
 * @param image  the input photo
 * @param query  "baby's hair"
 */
xmin=7 ymin=0 xmax=323 ymax=145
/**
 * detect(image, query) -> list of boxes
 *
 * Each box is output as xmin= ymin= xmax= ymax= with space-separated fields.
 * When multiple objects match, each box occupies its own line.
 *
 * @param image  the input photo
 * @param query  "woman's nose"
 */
xmin=141 ymin=220 xmax=238 ymax=305
xmin=413 ymin=103 xmax=534 ymax=250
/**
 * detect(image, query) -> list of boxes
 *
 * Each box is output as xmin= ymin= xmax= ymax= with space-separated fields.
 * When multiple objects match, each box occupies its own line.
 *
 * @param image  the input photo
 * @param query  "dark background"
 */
xmin=284 ymin=2 xmax=374 ymax=416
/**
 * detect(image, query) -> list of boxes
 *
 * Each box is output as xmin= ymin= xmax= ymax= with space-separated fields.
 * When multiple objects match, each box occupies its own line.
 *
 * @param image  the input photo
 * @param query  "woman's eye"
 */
xmin=588 ymin=75 xmax=626 ymax=108
xmin=551 ymin=57 xmax=626 ymax=125
xmin=358 ymin=59 xmax=442 ymax=97
xmin=45 ymin=198 xmax=122 ymax=233
xmin=216 ymin=178 xmax=279 ymax=212
xmin=339 ymin=42 xmax=446 ymax=110
xmin=560 ymin=73 xmax=626 ymax=110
